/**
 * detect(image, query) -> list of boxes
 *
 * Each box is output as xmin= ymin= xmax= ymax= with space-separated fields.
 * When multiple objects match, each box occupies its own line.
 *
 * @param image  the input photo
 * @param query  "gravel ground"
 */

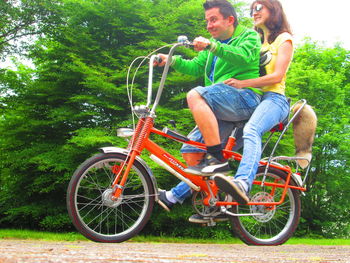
xmin=1 ymin=240 xmax=350 ymax=263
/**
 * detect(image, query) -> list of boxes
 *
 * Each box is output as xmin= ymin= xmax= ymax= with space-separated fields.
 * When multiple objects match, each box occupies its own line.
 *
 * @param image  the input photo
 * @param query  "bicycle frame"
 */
xmin=67 ymin=36 xmax=316 ymax=246
xmin=112 ymin=39 xmax=307 ymax=210
xmin=112 ymin=118 xmax=307 ymax=209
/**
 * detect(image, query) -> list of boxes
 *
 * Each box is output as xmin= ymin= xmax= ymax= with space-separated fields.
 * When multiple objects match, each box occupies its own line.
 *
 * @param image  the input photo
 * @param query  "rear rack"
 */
xmin=262 ymin=155 xmax=312 ymax=188
xmin=261 ymin=99 xmax=311 ymax=188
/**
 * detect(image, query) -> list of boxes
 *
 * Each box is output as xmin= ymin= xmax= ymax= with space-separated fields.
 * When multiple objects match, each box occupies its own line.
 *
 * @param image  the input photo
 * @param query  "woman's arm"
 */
xmin=224 ymin=40 xmax=293 ymax=88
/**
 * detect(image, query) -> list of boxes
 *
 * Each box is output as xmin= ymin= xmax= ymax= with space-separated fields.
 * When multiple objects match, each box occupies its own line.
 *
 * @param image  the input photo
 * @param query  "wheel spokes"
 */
xmin=75 ymin=158 xmax=149 ymax=236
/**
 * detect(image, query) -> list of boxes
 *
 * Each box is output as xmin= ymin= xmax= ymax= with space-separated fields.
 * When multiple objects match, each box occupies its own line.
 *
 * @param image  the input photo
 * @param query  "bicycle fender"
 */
xmin=263 ymin=162 xmax=303 ymax=188
xmin=99 ymin=147 xmax=159 ymax=199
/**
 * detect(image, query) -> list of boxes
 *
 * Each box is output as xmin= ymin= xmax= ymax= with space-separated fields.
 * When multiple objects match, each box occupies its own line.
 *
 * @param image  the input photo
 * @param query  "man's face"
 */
xmin=205 ymin=7 xmax=234 ymax=40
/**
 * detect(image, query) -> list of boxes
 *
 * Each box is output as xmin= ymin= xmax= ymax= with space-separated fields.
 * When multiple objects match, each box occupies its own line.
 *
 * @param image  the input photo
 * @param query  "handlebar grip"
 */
xmin=188 ymin=43 xmax=211 ymax=50
xmin=154 ymin=56 xmax=162 ymax=64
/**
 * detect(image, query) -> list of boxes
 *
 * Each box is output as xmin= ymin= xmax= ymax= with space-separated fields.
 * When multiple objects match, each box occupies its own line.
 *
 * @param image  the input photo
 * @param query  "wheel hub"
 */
xmin=250 ymin=192 xmax=276 ymax=222
xmin=102 ymin=188 xmax=123 ymax=208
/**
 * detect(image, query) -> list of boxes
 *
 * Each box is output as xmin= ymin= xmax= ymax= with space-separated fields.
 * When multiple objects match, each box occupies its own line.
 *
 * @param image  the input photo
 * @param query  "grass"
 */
xmin=0 ymin=229 xmax=87 ymax=242
xmin=285 ymin=238 xmax=350 ymax=246
xmin=0 ymin=229 xmax=349 ymax=245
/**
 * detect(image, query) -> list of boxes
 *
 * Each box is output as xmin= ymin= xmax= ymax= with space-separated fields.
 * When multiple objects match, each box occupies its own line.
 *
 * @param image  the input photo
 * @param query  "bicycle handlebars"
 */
xmin=132 ymin=35 xmax=209 ymax=117
xmin=136 ymin=36 xmax=192 ymax=116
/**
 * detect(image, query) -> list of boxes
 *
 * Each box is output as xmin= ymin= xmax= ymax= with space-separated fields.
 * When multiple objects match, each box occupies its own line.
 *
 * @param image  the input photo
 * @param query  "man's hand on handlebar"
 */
xmin=154 ymin=53 xmax=168 ymax=67
xmin=193 ymin=36 xmax=211 ymax=51
xmin=154 ymin=36 xmax=210 ymax=67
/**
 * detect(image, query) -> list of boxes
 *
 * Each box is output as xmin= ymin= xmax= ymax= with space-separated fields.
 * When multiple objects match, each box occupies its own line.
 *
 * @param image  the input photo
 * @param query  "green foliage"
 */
xmin=287 ymin=40 xmax=350 ymax=238
xmin=0 ymin=0 xmax=212 ymax=231
xmin=0 ymin=0 xmax=349 ymax=240
xmin=0 ymin=0 xmax=63 ymax=58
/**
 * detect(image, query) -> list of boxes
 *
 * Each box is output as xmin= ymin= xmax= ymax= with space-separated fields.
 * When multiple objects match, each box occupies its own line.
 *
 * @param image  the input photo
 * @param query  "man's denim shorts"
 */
xmin=180 ymin=83 xmax=261 ymax=153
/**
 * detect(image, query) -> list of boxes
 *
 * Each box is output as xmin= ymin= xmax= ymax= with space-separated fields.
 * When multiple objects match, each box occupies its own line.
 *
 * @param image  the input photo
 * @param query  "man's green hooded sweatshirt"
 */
xmin=171 ymin=24 xmax=262 ymax=94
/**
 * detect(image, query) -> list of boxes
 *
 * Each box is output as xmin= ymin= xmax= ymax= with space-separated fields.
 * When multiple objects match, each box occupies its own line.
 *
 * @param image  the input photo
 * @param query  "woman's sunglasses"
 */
xmin=250 ymin=3 xmax=263 ymax=17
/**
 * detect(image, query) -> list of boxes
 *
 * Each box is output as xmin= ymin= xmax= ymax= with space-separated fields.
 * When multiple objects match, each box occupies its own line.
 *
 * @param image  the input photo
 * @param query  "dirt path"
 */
xmin=1 ymin=240 xmax=349 ymax=263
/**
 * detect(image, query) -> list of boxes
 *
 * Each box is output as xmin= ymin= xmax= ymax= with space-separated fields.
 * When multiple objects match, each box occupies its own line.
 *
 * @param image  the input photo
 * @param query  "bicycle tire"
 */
xmin=229 ymin=166 xmax=301 ymax=246
xmin=67 ymin=152 xmax=155 ymax=243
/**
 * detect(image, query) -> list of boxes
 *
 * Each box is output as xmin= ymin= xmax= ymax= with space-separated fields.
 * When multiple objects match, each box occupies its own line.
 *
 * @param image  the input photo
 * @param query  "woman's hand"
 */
xmin=223 ymin=78 xmax=245 ymax=89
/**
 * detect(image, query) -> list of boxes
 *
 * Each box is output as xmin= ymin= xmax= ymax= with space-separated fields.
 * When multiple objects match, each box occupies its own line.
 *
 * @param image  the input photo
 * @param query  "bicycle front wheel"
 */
xmin=67 ymin=152 xmax=155 ymax=243
xmin=230 ymin=167 xmax=301 ymax=246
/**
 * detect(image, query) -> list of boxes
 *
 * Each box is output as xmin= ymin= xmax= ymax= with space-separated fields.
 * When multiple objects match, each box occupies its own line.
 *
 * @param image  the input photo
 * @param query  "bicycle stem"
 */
xmin=146 ymin=56 xmax=157 ymax=108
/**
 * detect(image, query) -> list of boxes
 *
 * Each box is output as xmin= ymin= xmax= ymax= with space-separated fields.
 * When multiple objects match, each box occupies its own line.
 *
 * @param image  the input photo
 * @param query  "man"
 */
xmin=157 ymin=0 xmax=262 ymax=223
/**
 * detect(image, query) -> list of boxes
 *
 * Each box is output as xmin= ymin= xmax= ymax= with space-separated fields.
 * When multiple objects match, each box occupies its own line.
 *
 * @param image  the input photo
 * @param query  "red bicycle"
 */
xmin=67 ymin=37 xmax=311 ymax=245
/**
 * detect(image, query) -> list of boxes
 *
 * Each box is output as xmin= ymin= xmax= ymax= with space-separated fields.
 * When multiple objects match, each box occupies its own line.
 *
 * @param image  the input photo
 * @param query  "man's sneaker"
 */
xmin=188 ymin=213 xmax=228 ymax=224
xmin=184 ymin=161 xmax=205 ymax=175
xmin=214 ymin=174 xmax=249 ymax=205
xmin=157 ymin=189 xmax=174 ymax=212
xmin=201 ymin=154 xmax=230 ymax=174
xmin=184 ymin=154 xmax=230 ymax=175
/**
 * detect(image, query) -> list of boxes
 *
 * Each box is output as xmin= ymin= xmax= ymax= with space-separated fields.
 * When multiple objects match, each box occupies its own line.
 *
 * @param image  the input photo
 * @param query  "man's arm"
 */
xmin=171 ymin=51 xmax=208 ymax=76
xmin=210 ymin=30 xmax=261 ymax=65
xmin=155 ymin=36 xmax=213 ymax=77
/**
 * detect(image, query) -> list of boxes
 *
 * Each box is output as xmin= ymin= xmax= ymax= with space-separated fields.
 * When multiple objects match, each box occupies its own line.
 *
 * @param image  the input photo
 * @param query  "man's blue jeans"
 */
xmin=170 ymin=83 xmax=262 ymax=203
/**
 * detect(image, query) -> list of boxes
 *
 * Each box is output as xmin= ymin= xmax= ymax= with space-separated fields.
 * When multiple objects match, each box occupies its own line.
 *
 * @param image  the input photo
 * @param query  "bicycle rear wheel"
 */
xmin=230 ymin=166 xmax=301 ymax=246
xmin=67 ymin=152 xmax=155 ymax=243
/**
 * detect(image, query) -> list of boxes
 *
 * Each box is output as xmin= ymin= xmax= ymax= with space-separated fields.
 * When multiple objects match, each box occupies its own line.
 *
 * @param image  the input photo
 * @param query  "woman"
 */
xmin=214 ymin=0 xmax=294 ymax=204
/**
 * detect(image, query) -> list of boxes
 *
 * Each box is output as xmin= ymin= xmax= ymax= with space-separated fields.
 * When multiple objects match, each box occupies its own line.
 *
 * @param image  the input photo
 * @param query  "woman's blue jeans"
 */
xmin=171 ymin=92 xmax=289 ymax=202
xmin=235 ymin=92 xmax=290 ymax=190
xmin=170 ymin=83 xmax=262 ymax=203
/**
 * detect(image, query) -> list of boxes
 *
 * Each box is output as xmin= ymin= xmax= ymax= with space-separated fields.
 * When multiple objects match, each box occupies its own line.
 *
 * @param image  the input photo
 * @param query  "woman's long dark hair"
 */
xmin=251 ymin=0 xmax=292 ymax=43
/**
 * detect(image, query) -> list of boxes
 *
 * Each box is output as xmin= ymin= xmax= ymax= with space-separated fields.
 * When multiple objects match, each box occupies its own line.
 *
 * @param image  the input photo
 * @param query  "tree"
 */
xmin=0 ymin=0 xmax=210 ymax=232
xmin=0 ymin=0 xmax=62 ymax=59
xmin=2 ymin=0 xmax=348 ymax=239
xmin=286 ymin=40 xmax=350 ymax=237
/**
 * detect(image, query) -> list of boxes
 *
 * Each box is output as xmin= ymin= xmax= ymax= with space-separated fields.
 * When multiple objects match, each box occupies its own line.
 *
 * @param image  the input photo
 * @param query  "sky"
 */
xmin=242 ymin=0 xmax=349 ymax=49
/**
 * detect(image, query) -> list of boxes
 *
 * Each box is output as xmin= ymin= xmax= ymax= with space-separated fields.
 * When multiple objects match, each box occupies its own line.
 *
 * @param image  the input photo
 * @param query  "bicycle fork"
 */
xmin=111 ymin=116 xmax=154 ymax=199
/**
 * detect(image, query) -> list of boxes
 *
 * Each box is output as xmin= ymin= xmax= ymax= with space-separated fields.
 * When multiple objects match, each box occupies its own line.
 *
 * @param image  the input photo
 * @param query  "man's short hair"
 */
xmin=203 ymin=0 xmax=238 ymax=26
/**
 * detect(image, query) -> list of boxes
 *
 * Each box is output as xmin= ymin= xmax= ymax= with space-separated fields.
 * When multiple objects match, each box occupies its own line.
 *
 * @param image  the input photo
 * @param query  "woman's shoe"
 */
xmin=214 ymin=174 xmax=249 ymax=205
